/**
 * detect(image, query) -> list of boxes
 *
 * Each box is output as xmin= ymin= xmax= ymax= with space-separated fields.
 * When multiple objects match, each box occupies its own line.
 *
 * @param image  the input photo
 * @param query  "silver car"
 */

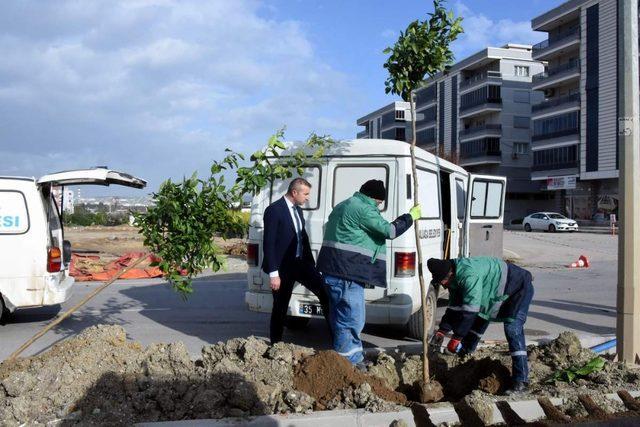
xmin=523 ymin=212 xmax=579 ymax=233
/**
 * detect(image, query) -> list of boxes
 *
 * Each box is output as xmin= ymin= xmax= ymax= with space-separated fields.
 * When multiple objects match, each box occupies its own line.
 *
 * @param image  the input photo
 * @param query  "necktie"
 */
xmin=293 ymin=206 xmax=303 ymax=258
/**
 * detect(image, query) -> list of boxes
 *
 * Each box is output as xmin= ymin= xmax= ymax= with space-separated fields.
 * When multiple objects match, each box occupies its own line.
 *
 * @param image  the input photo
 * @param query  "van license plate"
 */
xmin=299 ymin=304 xmax=323 ymax=316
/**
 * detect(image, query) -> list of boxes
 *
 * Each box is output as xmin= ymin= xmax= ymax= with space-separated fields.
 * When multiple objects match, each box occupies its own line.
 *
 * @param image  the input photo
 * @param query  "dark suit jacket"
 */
xmin=262 ymin=197 xmax=314 ymax=275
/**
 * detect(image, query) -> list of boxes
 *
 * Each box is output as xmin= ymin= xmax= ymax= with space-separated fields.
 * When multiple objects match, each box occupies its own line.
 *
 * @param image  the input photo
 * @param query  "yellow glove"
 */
xmin=409 ymin=204 xmax=421 ymax=220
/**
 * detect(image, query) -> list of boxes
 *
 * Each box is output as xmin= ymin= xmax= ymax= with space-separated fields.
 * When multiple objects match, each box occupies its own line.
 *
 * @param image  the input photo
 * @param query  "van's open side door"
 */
xmin=464 ymin=174 xmax=506 ymax=258
xmin=37 ymin=168 xmax=147 ymax=188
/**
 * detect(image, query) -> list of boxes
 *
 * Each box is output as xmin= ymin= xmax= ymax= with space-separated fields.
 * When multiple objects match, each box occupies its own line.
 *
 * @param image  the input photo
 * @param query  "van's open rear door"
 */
xmin=37 ymin=168 xmax=147 ymax=188
xmin=465 ymin=174 xmax=506 ymax=258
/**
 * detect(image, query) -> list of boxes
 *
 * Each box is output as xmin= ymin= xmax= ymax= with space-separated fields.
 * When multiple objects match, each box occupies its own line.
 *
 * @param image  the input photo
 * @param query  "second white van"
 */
xmin=0 ymin=168 xmax=146 ymax=322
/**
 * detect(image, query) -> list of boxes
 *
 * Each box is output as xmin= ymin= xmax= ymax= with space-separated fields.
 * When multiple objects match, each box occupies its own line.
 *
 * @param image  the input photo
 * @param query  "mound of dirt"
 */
xmin=293 ymin=350 xmax=406 ymax=411
xmin=0 ymin=326 xmax=408 ymax=426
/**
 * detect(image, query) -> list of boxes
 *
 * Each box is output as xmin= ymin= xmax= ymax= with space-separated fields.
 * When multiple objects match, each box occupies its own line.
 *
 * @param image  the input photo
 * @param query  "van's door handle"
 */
xmin=482 ymin=225 xmax=493 ymax=229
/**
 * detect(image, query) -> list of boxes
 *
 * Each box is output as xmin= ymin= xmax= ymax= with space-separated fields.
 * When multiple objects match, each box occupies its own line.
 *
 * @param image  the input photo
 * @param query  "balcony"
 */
xmin=532 ymin=60 xmax=580 ymax=91
xmin=459 ymin=98 xmax=502 ymax=119
xmin=459 ymin=71 xmax=502 ymax=93
xmin=532 ymin=93 xmax=580 ymax=116
xmin=459 ymin=124 xmax=502 ymax=141
xmin=357 ymin=130 xmax=369 ymax=139
xmin=532 ymin=159 xmax=578 ymax=172
xmin=415 ymin=85 xmax=437 ymax=107
xmin=532 ymin=127 xmax=579 ymax=142
xmin=459 ymin=138 xmax=502 ymax=166
xmin=532 ymin=27 xmax=581 ymax=60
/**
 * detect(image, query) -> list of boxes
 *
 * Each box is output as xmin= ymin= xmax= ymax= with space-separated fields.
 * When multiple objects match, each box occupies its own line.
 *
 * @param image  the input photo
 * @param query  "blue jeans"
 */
xmin=504 ymin=281 xmax=534 ymax=383
xmin=323 ymin=274 xmax=365 ymax=364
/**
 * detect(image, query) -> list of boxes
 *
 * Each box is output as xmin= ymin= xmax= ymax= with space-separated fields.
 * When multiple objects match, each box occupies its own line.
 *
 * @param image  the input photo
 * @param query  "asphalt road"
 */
xmin=0 ymin=230 xmax=618 ymax=360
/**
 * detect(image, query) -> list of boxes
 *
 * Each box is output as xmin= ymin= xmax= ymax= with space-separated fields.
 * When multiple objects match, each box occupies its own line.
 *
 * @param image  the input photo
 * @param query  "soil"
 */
xmin=2 ymin=327 xmax=640 ymax=426
xmin=65 ymin=225 xmax=247 ymax=276
xmin=293 ymin=350 xmax=406 ymax=410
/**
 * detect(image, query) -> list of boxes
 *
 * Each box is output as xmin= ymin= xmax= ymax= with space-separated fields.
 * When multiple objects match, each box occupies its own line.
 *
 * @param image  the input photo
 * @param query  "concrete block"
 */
xmin=507 ymin=399 xmax=547 ymax=422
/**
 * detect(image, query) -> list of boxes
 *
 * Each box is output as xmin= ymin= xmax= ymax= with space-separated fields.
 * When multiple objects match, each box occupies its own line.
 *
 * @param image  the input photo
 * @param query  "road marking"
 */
xmin=504 ymin=248 xmax=521 ymax=259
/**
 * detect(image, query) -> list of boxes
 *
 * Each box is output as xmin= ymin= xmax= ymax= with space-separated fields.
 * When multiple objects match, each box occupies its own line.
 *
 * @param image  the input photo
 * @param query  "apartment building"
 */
xmin=356 ymin=44 xmax=546 ymax=222
xmin=356 ymin=101 xmax=411 ymax=141
xmin=531 ymin=0 xmax=619 ymax=220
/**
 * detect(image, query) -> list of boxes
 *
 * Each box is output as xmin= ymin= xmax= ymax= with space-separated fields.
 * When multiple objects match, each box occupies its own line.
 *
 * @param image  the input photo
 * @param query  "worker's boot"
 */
xmin=504 ymin=380 xmax=528 ymax=395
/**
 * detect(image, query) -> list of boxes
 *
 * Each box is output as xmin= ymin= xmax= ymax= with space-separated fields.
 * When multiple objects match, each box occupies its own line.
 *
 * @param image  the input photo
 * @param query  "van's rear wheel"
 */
xmin=407 ymin=284 xmax=437 ymax=340
xmin=285 ymin=315 xmax=310 ymax=330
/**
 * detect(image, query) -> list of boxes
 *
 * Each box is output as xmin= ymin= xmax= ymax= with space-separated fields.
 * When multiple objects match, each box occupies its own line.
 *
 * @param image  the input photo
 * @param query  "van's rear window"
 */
xmin=270 ymin=166 xmax=321 ymax=210
xmin=0 ymin=191 xmax=30 ymax=234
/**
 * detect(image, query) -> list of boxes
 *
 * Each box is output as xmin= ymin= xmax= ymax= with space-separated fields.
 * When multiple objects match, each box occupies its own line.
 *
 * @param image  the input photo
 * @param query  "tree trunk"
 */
xmin=409 ymin=91 xmax=430 ymax=383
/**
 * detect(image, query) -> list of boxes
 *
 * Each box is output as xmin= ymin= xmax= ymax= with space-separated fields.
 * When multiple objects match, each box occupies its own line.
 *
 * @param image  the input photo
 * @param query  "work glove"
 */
xmin=429 ymin=330 xmax=446 ymax=349
xmin=409 ymin=204 xmax=422 ymax=221
xmin=446 ymin=336 xmax=463 ymax=354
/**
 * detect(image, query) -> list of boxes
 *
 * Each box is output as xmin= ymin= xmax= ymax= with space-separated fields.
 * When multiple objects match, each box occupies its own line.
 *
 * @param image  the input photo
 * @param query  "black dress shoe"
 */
xmin=505 ymin=381 xmax=529 ymax=395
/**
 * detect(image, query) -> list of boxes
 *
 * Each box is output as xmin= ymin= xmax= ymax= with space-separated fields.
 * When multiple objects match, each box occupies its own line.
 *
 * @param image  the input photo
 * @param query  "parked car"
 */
xmin=523 ymin=212 xmax=578 ymax=232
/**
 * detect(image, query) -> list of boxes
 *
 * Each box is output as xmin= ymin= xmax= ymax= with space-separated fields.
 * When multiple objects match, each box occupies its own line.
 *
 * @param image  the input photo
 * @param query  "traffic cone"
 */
xmin=578 ymin=255 xmax=590 ymax=268
xmin=568 ymin=255 xmax=590 ymax=268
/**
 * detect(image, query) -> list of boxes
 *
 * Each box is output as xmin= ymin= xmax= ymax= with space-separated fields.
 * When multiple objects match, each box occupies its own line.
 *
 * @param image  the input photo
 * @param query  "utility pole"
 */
xmin=616 ymin=0 xmax=640 ymax=364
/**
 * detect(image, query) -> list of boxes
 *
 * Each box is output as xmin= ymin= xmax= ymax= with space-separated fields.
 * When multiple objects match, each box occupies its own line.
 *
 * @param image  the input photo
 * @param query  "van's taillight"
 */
xmin=47 ymin=247 xmax=62 ymax=272
xmin=247 ymin=243 xmax=259 ymax=266
xmin=395 ymin=252 xmax=416 ymax=277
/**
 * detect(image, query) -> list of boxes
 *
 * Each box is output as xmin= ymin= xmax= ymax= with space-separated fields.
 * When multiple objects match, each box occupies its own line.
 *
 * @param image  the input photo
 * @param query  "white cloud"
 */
xmin=451 ymin=2 xmax=546 ymax=59
xmin=0 ymin=0 xmax=354 ymax=195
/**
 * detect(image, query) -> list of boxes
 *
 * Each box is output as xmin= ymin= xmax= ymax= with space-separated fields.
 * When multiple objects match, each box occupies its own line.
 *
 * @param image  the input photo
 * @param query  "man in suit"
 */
xmin=262 ymin=177 xmax=330 ymax=344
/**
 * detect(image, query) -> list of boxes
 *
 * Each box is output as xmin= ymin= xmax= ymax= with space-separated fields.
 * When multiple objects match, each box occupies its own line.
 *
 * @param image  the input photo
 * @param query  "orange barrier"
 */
xmin=70 ymin=252 xmax=165 ymax=281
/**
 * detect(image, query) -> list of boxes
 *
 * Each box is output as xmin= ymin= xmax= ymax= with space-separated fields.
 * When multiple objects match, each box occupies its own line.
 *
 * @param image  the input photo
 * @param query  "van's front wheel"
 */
xmin=407 ymin=284 xmax=437 ymax=340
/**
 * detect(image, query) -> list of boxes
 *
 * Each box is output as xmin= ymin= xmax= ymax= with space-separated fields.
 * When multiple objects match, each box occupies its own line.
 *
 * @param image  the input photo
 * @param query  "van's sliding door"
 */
xmin=465 ymin=175 xmax=506 ymax=258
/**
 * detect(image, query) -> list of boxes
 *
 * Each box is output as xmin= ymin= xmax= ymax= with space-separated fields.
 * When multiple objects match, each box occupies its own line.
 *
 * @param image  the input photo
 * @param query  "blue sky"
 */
xmin=0 ymin=0 xmax=562 ymax=196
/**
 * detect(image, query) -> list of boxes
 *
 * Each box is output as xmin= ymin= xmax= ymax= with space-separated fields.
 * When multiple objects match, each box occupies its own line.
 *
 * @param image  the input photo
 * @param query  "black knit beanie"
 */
xmin=359 ymin=179 xmax=386 ymax=201
xmin=427 ymin=258 xmax=453 ymax=282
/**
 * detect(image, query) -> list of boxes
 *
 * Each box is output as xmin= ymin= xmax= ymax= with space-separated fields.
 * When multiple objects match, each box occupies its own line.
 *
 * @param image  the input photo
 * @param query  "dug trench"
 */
xmin=2 ymin=325 xmax=640 ymax=426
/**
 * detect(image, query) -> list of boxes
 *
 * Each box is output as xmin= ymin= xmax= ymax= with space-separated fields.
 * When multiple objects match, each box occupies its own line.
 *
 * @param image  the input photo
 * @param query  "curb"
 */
xmin=136 ymin=391 xmax=640 ymax=426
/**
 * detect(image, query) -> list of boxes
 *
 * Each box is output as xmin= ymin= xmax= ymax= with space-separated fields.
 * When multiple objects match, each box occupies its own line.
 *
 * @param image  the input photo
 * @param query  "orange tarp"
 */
xmin=70 ymin=252 xmax=164 ymax=281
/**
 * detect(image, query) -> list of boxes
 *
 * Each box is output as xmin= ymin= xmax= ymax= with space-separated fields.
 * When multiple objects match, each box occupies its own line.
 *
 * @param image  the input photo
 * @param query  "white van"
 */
xmin=0 ymin=168 xmax=146 ymax=321
xmin=245 ymin=139 xmax=505 ymax=338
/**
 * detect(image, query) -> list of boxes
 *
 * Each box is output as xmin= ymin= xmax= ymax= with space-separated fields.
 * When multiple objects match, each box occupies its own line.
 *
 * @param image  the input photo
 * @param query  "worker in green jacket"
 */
xmin=317 ymin=179 xmax=421 ymax=367
xmin=427 ymin=256 xmax=534 ymax=395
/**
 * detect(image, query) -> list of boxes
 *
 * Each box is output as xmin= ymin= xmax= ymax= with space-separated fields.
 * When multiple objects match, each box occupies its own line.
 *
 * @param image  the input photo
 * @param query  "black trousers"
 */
xmin=270 ymin=258 xmax=331 ymax=344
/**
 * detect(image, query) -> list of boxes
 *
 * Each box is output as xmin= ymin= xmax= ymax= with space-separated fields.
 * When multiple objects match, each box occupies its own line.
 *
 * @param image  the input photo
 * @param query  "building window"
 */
xmin=515 ymin=65 xmax=530 ymax=77
xmin=513 ymin=142 xmax=528 ymax=154
xmin=532 ymin=145 xmax=578 ymax=170
xmin=395 ymin=110 xmax=406 ymax=121
xmin=513 ymin=90 xmax=530 ymax=103
xmin=533 ymin=111 xmax=579 ymax=140
xmin=513 ymin=116 xmax=530 ymax=129
xmin=460 ymin=85 xmax=501 ymax=110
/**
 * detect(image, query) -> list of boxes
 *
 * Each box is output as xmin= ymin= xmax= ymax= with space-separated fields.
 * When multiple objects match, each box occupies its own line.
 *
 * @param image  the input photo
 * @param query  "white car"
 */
xmin=523 ymin=212 xmax=578 ymax=232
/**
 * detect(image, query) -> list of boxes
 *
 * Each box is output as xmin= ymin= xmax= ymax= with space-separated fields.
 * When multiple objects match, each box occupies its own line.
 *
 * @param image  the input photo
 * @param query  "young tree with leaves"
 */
xmin=134 ymin=129 xmax=336 ymax=296
xmin=383 ymin=0 xmax=463 ymax=398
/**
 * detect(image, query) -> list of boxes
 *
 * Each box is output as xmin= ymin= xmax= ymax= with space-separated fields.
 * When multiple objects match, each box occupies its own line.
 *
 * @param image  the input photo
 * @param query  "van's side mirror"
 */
xmin=63 ymin=240 xmax=72 ymax=265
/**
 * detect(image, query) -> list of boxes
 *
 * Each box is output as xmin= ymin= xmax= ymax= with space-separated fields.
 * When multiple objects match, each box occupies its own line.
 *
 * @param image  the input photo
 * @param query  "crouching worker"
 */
xmin=427 ymin=257 xmax=534 ymax=395
xmin=317 ymin=179 xmax=421 ymax=368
